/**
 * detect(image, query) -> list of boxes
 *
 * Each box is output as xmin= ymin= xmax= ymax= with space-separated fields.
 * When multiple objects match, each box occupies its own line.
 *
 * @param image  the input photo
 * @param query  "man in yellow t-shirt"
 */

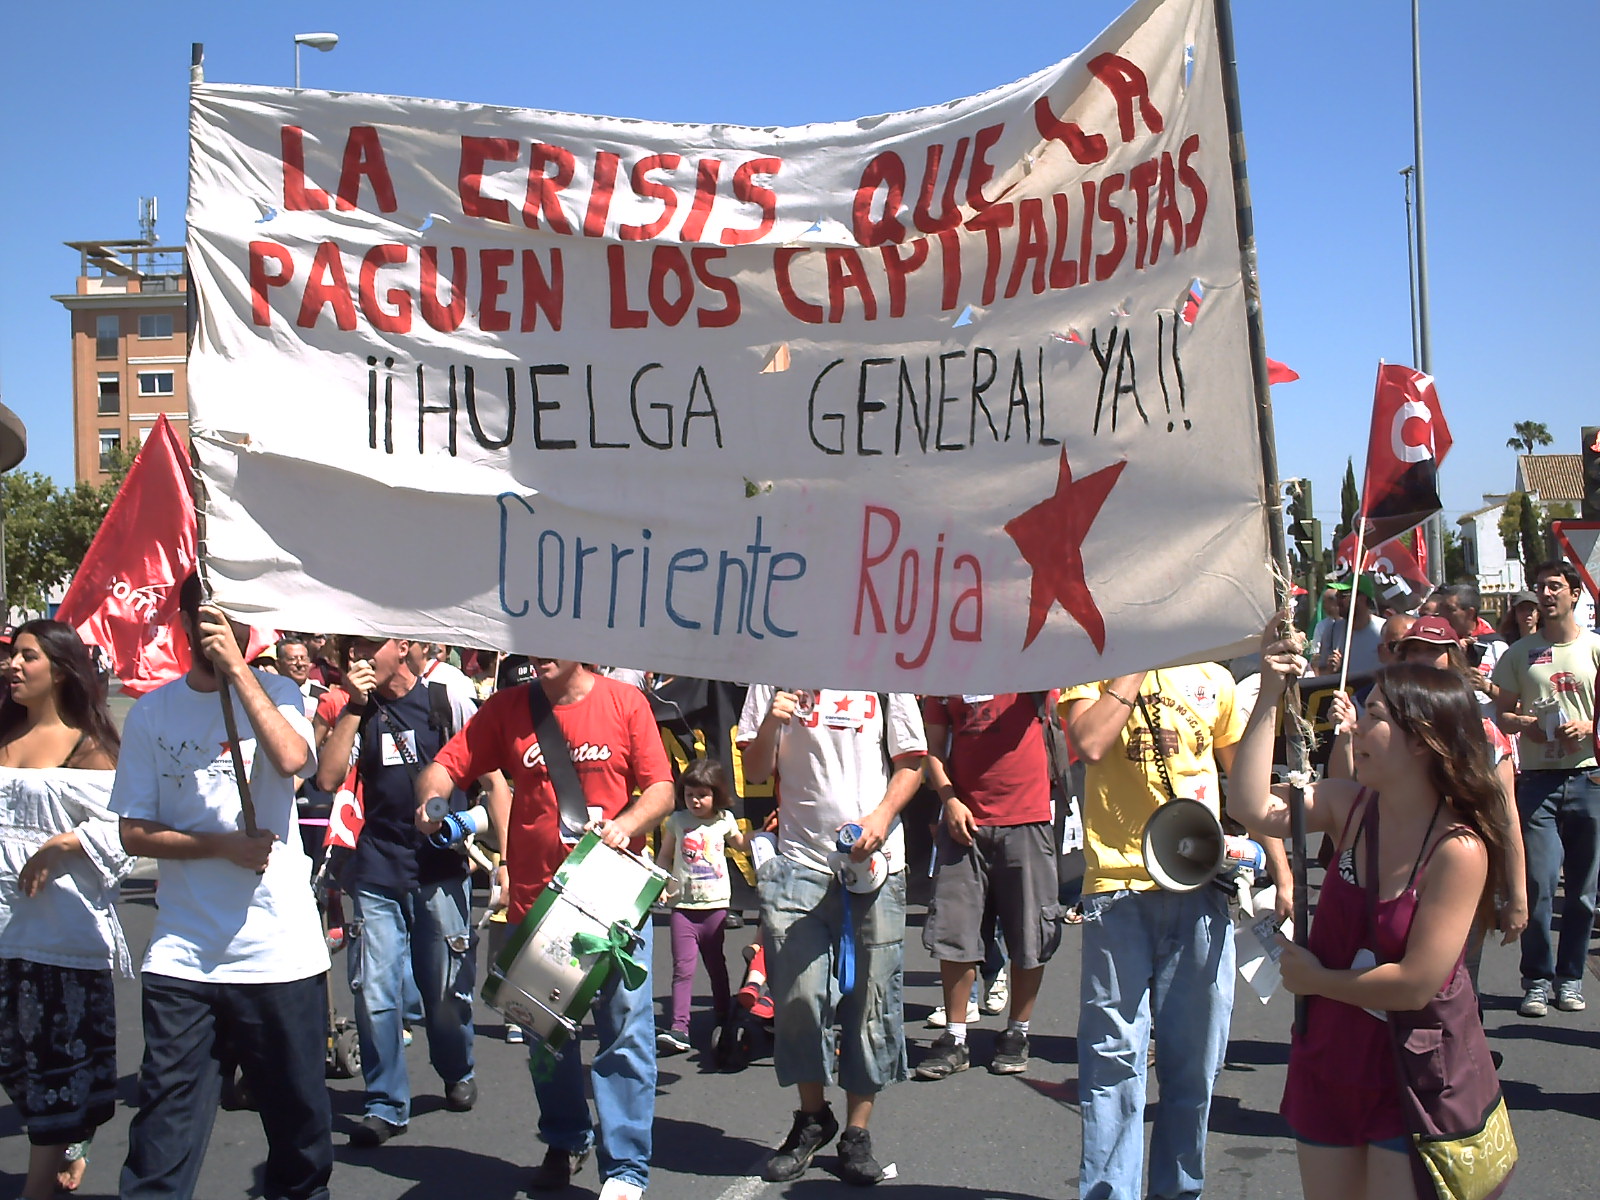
xmin=1060 ymin=663 xmax=1244 ymax=1200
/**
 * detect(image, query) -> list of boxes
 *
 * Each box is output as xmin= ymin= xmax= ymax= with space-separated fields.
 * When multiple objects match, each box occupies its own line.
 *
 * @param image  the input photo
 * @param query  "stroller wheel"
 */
xmin=327 ymin=1022 xmax=362 ymax=1079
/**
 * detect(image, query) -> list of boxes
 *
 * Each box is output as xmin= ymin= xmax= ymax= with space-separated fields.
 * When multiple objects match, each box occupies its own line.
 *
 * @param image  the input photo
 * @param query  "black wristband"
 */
xmin=345 ymin=700 xmax=371 ymax=718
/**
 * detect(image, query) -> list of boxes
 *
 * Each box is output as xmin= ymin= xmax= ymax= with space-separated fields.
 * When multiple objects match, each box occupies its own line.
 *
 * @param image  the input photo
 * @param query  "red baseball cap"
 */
xmin=1400 ymin=615 xmax=1460 ymax=647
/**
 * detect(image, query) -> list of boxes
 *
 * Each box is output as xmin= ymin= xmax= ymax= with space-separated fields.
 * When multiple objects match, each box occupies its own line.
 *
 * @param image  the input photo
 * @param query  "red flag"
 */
xmin=1360 ymin=364 xmax=1452 ymax=545
xmin=56 ymin=415 xmax=276 ymax=696
xmin=326 ymin=766 xmax=365 ymax=850
xmin=55 ymin=416 xmax=196 ymax=696
xmin=1335 ymin=528 xmax=1431 ymax=611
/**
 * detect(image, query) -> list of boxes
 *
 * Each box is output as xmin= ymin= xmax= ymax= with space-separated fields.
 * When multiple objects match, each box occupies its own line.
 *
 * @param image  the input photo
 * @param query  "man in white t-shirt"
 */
xmin=737 ymin=687 xmax=926 ymax=1187
xmin=112 ymin=574 xmax=332 ymax=1200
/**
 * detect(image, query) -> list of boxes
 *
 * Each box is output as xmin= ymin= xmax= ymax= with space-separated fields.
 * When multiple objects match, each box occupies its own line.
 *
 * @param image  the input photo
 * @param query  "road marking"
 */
xmin=710 ymin=1171 xmax=770 ymax=1200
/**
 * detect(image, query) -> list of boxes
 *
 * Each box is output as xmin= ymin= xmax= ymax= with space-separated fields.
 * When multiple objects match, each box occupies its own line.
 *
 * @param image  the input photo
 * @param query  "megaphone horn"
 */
xmin=1141 ymin=798 xmax=1225 ymax=892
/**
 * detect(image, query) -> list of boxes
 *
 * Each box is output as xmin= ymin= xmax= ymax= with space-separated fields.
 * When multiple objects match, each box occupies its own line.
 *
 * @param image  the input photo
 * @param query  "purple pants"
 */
xmin=668 ymin=907 xmax=730 ymax=1032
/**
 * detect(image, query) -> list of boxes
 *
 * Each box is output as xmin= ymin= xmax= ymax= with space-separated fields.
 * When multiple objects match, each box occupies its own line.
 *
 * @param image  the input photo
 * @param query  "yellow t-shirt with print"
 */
xmin=1060 ymin=663 xmax=1245 ymax=894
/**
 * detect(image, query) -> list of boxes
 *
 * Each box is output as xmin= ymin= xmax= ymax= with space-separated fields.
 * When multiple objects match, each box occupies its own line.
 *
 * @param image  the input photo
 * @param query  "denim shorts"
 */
xmin=757 ymin=855 xmax=907 ymax=1095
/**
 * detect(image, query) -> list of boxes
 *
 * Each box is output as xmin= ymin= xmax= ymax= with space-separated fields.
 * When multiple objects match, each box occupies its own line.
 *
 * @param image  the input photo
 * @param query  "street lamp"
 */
xmin=294 ymin=32 xmax=338 ymax=89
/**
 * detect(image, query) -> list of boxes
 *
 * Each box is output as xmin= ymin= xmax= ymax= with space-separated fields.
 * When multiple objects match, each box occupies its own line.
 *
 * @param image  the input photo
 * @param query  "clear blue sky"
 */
xmin=2 ymin=0 xmax=1594 ymax=534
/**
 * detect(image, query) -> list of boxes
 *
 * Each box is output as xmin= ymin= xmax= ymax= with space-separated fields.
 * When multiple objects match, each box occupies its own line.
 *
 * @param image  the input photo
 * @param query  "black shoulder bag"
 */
xmin=526 ymin=684 xmax=592 ymax=839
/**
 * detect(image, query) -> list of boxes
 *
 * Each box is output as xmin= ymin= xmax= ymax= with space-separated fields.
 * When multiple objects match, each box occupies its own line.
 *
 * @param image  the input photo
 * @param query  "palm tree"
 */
xmin=1507 ymin=421 xmax=1553 ymax=455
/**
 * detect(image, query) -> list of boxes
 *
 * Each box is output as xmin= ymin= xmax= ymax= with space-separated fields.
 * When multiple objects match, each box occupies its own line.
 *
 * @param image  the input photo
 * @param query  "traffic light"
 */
xmin=1287 ymin=480 xmax=1319 ymax=565
xmin=1583 ymin=427 xmax=1600 ymax=521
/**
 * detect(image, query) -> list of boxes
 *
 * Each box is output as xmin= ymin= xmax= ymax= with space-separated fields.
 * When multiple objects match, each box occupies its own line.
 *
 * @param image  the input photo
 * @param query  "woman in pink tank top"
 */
xmin=1229 ymin=623 xmax=1514 ymax=1200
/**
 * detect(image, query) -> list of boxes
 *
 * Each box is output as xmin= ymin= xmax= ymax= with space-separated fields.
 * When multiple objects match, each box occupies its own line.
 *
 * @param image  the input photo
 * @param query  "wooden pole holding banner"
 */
xmin=1210 ymin=0 xmax=1310 ymax=1029
xmin=187 ymin=41 xmax=259 ymax=840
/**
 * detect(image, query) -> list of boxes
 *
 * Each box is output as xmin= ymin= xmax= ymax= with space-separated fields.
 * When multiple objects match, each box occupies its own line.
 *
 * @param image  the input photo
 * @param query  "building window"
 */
xmin=138 ymin=313 xmax=174 ymax=339
xmin=98 ymin=430 xmax=122 ymax=473
xmin=97 ymin=373 xmax=121 ymax=415
xmin=95 ymin=315 xmax=119 ymax=359
xmin=137 ymin=371 xmax=175 ymax=397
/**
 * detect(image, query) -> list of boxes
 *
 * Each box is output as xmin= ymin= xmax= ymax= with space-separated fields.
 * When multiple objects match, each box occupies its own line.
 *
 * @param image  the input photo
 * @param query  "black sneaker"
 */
xmin=836 ymin=1125 xmax=886 ymax=1186
xmin=762 ymin=1105 xmax=840 ymax=1182
xmin=348 ymin=1115 xmax=406 ymax=1147
xmin=445 ymin=1078 xmax=478 ymax=1112
xmin=913 ymin=1032 xmax=970 ymax=1080
xmin=989 ymin=1029 xmax=1030 ymax=1075
xmin=528 ymin=1144 xmax=590 ymax=1192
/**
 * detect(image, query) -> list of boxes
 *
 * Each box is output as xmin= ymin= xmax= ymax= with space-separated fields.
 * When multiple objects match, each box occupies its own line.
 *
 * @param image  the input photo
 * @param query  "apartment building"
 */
xmin=52 ymin=237 xmax=187 ymax=483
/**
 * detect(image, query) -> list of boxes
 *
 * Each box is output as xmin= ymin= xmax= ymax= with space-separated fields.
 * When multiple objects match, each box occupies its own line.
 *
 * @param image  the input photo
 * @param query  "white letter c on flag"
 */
xmin=1391 ymin=399 xmax=1434 ymax=464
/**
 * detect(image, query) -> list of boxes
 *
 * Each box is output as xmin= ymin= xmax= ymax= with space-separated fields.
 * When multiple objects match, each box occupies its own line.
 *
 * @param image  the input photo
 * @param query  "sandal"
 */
xmin=57 ymin=1140 xmax=90 ymax=1192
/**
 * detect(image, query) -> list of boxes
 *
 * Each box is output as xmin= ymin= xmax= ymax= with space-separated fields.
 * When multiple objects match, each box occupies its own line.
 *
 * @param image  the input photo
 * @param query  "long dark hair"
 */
xmin=1372 ymin=662 xmax=1508 ymax=918
xmin=0 ymin=620 xmax=121 ymax=761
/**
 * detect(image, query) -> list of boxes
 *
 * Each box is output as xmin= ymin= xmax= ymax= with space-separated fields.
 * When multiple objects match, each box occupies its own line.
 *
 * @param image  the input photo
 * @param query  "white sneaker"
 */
xmin=598 ymin=1179 xmax=644 ymax=1200
xmin=981 ymin=969 xmax=1009 ymax=1016
xmin=925 ymin=1000 xmax=981 ymax=1028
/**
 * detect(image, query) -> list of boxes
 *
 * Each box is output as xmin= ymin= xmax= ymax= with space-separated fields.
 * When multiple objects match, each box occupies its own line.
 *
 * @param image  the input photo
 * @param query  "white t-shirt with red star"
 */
xmin=737 ymin=687 xmax=926 ymax=874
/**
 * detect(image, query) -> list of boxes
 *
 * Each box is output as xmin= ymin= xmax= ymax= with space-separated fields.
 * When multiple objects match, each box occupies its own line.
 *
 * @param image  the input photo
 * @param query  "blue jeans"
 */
xmin=1516 ymin=770 xmax=1600 ymax=986
xmin=121 ymin=973 xmax=331 ymax=1200
xmin=532 ymin=918 xmax=655 ymax=1190
xmin=1078 ymin=887 xmax=1234 ymax=1200
xmin=758 ymin=856 xmax=907 ymax=1095
xmin=347 ymin=878 xmax=476 ymax=1126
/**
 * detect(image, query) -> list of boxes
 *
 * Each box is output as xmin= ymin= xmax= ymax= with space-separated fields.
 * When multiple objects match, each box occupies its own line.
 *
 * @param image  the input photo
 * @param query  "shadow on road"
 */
xmin=335 ymin=1142 xmax=531 ymax=1200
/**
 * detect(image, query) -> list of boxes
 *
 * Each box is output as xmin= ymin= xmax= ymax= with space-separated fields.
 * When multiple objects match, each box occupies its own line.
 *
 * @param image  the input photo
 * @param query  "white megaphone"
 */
xmin=1141 ymin=799 xmax=1266 ymax=910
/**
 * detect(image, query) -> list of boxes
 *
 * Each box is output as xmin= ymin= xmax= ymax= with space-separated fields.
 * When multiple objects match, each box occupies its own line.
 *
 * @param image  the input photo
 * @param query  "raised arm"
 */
xmin=199 ymin=607 xmax=309 ymax=778
xmin=1063 ymin=673 xmax=1147 ymax=764
xmin=739 ymin=689 xmax=798 ymax=784
xmin=1226 ymin=617 xmax=1357 ymax=842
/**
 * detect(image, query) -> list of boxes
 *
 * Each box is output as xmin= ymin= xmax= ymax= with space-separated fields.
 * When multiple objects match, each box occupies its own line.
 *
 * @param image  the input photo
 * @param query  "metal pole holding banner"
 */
xmin=1211 ymin=0 xmax=1311 ymax=1029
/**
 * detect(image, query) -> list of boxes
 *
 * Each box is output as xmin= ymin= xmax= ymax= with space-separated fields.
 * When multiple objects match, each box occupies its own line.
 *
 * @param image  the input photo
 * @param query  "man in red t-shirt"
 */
xmin=915 ymin=692 xmax=1064 ymax=1083
xmin=416 ymin=659 xmax=672 ymax=1200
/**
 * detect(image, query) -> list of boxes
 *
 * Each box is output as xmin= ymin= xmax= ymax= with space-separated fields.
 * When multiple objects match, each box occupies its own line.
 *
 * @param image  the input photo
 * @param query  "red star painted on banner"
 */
xmin=1004 ymin=448 xmax=1127 ymax=652
xmin=833 ymin=695 xmax=853 ymax=715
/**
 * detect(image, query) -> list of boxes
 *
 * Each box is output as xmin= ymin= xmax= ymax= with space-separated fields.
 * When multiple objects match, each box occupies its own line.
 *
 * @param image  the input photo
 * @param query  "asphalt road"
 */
xmin=0 ymin=866 xmax=1593 ymax=1200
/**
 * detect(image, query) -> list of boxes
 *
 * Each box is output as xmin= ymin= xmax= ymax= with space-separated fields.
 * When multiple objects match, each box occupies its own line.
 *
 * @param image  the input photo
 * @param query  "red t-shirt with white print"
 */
xmin=433 ymin=676 xmax=672 ymax=923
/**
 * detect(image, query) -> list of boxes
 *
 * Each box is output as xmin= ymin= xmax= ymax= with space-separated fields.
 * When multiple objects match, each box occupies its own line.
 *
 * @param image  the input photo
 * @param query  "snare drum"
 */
xmin=483 ymin=831 xmax=669 ymax=1071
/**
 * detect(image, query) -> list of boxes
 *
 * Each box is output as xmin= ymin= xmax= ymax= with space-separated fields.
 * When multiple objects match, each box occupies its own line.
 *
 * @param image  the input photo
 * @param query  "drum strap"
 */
xmin=527 ymin=684 xmax=592 ymax=836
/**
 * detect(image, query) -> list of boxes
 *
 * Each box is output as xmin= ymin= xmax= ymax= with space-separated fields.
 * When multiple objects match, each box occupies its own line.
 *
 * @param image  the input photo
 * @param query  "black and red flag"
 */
xmin=1360 ymin=363 xmax=1452 ymax=545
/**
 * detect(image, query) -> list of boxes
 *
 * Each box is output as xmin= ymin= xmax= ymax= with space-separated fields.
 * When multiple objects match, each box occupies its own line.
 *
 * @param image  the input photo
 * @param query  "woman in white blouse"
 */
xmin=0 ymin=620 xmax=127 ymax=1198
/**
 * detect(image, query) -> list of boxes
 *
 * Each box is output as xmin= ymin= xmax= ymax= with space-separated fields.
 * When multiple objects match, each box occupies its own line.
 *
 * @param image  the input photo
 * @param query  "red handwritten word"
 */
xmin=854 ymin=505 xmax=983 ymax=670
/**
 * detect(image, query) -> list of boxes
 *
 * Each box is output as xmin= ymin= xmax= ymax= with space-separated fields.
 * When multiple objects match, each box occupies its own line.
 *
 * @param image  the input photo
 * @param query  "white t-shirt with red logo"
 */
xmin=737 ymin=687 xmax=926 ymax=875
xmin=433 ymin=676 xmax=672 ymax=923
xmin=1492 ymin=631 xmax=1600 ymax=770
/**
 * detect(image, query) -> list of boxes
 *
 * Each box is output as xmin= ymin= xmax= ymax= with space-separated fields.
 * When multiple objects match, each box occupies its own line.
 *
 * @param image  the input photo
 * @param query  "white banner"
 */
xmin=188 ymin=0 xmax=1275 ymax=693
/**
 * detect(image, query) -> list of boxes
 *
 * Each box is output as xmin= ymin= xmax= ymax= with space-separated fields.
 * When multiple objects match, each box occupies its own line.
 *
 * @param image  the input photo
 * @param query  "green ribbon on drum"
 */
xmin=571 ymin=923 xmax=648 ymax=991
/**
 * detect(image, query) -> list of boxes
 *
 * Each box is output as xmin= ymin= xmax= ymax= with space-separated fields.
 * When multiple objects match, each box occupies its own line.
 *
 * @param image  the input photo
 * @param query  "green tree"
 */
xmin=1518 ymin=493 xmax=1544 ymax=574
xmin=1499 ymin=493 xmax=1525 ymax=560
xmin=1542 ymin=500 xmax=1576 ymax=562
xmin=1 ymin=464 xmax=125 ymax=613
xmin=1334 ymin=458 xmax=1359 ymax=547
xmin=1506 ymin=421 xmax=1553 ymax=456
xmin=1442 ymin=524 xmax=1467 ymax=583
